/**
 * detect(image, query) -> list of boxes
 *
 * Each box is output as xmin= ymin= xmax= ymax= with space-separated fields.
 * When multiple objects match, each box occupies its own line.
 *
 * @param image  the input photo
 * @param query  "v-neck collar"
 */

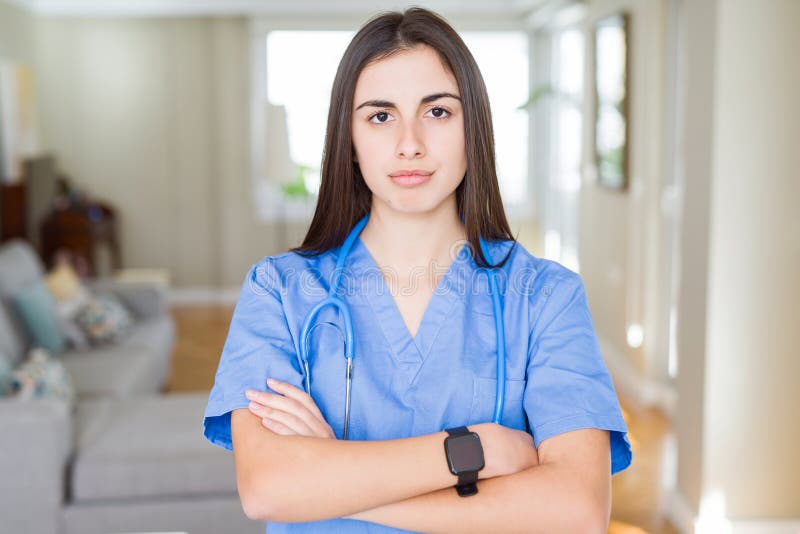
xmin=347 ymin=236 xmax=470 ymax=365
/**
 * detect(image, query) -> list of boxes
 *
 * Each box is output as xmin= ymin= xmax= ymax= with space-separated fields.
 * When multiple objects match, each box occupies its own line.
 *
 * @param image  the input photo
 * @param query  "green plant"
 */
xmin=517 ymin=84 xmax=555 ymax=110
xmin=281 ymin=164 xmax=311 ymax=198
xmin=517 ymin=84 xmax=581 ymax=111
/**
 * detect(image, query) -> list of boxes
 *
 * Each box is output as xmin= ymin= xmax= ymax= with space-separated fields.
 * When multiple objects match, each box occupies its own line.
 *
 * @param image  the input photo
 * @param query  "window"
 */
xmin=259 ymin=30 xmax=530 ymax=218
xmin=266 ymin=31 xmax=355 ymax=195
xmin=544 ymin=28 xmax=584 ymax=272
xmin=461 ymin=32 xmax=530 ymax=209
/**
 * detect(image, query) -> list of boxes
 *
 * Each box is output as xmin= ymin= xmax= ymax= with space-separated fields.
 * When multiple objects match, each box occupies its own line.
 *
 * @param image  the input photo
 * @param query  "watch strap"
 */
xmin=445 ymin=426 xmax=471 ymax=437
xmin=445 ymin=426 xmax=481 ymax=497
xmin=455 ymin=482 xmax=478 ymax=496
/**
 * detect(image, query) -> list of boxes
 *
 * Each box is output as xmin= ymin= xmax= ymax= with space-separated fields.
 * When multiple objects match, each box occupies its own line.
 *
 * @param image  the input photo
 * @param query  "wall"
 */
xmin=0 ymin=1 xmax=34 ymax=63
xmin=674 ymin=0 xmax=800 ymax=527
xmin=580 ymin=0 xmax=670 ymax=394
xmin=0 ymin=0 xmax=36 ymax=236
xmin=32 ymin=16 xmax=281 ymax=288
xmin=674 ymin=0 xmax=717 ymax=514
xmin=29 ymin=12 xmax=547 ymax=289
xmin=702 ymin=0 xmax=800 ymax=519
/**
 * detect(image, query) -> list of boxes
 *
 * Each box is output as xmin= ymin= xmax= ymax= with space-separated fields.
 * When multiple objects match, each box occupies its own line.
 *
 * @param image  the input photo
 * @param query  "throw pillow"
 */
xmin=45 ymin=262 xmax=92 ymax=351
xmin=44 ymin=262 xmax=84 ymax=302
xmin=74 ymin=290 xmax=133 ymax=345
xmin=9 ymin=347 xmax=75 ymax=404
xmin=11 ymin=280 xmax=67 ymax=355
xmin=59 ymin=316 xmax=91 ymax=352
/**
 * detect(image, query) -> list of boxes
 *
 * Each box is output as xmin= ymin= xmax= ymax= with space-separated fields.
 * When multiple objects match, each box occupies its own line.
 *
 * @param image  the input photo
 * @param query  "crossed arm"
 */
xmin=344 ymin=429 xmax=611 ymax=533
xmin=231 ymin=379 xmax=611 ymax=533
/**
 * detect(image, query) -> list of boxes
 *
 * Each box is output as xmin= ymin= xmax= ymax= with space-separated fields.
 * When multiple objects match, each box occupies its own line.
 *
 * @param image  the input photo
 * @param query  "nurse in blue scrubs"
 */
xmin=203 ymin=7 xmax=632 ymax=533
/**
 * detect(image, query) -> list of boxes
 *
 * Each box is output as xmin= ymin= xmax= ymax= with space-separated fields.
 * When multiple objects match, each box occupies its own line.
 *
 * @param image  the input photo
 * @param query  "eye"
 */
xmin=367 ymin=106 xmax=452 ymax=124
xmin=368 ymin=110 xmax=393 ymax=124
xmin=427 ymin=106 xmax=451 ymax=119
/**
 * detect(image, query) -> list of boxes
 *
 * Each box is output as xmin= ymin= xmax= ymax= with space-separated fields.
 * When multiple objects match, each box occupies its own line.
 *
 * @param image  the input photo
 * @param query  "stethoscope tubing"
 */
xmin=297 ymin=213 xmax=506 ymax=439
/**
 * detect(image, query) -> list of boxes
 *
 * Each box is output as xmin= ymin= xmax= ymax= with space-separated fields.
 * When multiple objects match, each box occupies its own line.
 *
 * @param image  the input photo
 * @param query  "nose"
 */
xmin=396 ymin=119 xmax=425 ymax=159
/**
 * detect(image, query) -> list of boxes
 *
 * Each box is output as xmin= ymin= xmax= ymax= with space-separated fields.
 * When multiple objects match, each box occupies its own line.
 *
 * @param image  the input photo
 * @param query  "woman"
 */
xmin=203 ymin=7 xmax=632 ymax=532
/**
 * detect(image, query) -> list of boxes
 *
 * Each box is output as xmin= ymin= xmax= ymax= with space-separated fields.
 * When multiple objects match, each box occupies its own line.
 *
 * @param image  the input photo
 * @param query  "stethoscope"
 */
xmin=297 ymin=212 xmax=506 ymax=439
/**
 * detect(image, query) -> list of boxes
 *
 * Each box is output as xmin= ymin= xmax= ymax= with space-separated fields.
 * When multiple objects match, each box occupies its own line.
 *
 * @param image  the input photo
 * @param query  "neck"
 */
xmin=359 ymin=196 xmax=466 ymax=272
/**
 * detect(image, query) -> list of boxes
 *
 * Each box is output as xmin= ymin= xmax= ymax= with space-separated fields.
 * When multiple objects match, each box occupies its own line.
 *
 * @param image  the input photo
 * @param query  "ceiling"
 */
xmin=6 ymin=0 xmax=555 ymax=18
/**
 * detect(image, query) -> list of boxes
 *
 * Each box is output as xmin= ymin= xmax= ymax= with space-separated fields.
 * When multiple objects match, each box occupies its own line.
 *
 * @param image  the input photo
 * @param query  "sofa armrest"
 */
xmin=0 ymin=397 xmax=73 ymax=533
xmin=85 ymin=279 xmax=169 ymax=320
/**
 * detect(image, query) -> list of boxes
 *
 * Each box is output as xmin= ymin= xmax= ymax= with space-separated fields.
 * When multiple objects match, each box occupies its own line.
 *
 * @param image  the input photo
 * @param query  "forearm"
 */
xmin=347 ymin=463 xmax=607 ymax=533
xmin=238 ymin=384 xmax=537 ymax=524
xmin=243 ymin=416 xmax=459 ymax=522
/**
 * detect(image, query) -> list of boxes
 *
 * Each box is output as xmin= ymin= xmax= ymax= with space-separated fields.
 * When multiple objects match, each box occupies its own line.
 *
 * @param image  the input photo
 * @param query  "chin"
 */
xmin=385 ymin=196 xmax=449 ymax=216
xmin=370 ymin=183 xmax=457 ymax=215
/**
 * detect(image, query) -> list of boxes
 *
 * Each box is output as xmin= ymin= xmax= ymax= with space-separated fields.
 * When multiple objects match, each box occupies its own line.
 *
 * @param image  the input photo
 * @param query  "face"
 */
xmin=351 ymin=44 xmax=466 ymax=216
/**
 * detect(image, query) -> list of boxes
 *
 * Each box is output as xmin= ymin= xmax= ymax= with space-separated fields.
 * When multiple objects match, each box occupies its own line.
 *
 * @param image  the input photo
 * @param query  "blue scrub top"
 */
xmin=203 ymin=237 xmax=632 ymax=533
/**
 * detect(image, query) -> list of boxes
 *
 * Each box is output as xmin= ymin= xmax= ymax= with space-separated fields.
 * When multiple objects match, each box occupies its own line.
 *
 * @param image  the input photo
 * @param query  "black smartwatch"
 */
xmin=443 ymin=426 xmax=485 ymax=497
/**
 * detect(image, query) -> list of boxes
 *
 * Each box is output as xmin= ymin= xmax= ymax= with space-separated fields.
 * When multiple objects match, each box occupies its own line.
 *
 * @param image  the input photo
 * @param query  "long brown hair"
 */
xmin=290 ymin=7 xmax=518 ymax=268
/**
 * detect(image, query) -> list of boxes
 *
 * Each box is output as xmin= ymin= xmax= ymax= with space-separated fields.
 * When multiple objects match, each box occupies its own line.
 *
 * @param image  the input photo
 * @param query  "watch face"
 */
xmin=446 ymin=434 xmax=485 ymax=473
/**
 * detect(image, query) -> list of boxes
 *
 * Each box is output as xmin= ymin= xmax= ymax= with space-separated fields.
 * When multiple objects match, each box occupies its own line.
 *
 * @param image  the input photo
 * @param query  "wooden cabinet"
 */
xmin=0 ymin=182 xmax=26 ymax=242
xmin=40 ymin=202 xmax=121 ymax=277
xmin=2 ymin=155 xmax=121 ymax=278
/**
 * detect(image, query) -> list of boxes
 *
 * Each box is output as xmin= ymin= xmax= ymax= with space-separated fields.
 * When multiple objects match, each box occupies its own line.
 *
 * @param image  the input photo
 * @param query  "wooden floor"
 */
xmin=167 ymin=305 xmax=680 ymax=534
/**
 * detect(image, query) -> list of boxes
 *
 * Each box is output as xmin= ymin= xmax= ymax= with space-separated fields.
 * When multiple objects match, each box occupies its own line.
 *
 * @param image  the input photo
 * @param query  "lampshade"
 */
xmin=264 ymin=102 xmax=297 ymax=186
xmin=0 ymin=62 xmax=40 ymax=184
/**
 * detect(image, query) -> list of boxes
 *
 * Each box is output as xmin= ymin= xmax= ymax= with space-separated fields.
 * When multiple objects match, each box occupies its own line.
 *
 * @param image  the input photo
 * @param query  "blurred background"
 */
xmin=0 ymin=0 xmax=797 ymax=533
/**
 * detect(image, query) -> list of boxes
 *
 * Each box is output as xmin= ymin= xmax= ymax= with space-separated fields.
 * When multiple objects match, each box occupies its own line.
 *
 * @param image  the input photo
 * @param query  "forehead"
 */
xmin=354 ymin=45 xmax=459 ymax=100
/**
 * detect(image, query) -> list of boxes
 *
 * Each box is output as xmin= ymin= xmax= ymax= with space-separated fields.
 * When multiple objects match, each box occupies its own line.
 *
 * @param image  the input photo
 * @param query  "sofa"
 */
xmin=0 ymin=239 xmax=263 ymax=534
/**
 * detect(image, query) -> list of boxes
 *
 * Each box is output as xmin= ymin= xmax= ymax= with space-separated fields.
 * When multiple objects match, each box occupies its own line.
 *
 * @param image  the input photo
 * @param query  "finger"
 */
xmin=249 ymin=401 xmax=314 ymax=435
xmin=260 ymin=407 xmax=316 ymax=436
xmin=261 ymin=417 xmax=295 ymax=436
xmin=323 ymin=422 xmax=336 ymax=439
xmin=254 ymin=399 xmax=334 ymax=439
xmin=248 ymin=389 xmax=332 ymax=438
xmin=266 ymin=379 xmax=326 ymax=421
xmin=250 ymin=391 xmax=321 ymax=431
xmin=263 ymin=382 xmax=332 ymax=436
xmin=248 ymin=389 xmax=306 ymax=420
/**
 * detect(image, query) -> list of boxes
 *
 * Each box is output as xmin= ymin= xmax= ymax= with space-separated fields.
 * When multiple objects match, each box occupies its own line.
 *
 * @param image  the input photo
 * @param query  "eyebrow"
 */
xmin=355 ymin=92 xmax=462 ymax=111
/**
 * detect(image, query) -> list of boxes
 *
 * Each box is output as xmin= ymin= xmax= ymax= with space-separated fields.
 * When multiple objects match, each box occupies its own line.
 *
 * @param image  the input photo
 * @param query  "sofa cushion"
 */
xmin=8 ymin=347 xmax=75 ymax=405
xmin=60 ymin=342 xmax=164 ymax=400
xmin=0 ymin=395 xmax=73 ymax=534
xmin=61 ymin=495 xmax=264 ymax=534
xmin=119 ymin=314 xmax=175 ymax=358
xmin=0 ymin=302 xmax=29 ymax=367
xmin=71 ymin=392 xmax=238 ymax=502
xmin=0 ymin=239 xmax=44 ymax=365
xmin=73 ymin=290 xmax=133 ymax=345
xmin=11 ymin=280 xmax=67 ymax=355
xmin=0 ymin=239 xmax=45 ymax=299
xmin=0 ymin=350 xmax=12 ymax=394
xmin=86 ymin=279 xmax=168 ymax=320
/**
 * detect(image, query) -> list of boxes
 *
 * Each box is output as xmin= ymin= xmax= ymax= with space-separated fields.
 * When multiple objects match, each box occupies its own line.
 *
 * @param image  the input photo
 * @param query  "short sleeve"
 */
xmin=202 ymin=258 xmax=303 ymax=451
xmin=523 ymin=271 xmax=632 ymax=475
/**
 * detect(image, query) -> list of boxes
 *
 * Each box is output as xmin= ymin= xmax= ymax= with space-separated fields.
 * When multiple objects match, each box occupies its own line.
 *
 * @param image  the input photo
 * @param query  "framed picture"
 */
xmin=593 ymin=12 xmax=630 ymax=190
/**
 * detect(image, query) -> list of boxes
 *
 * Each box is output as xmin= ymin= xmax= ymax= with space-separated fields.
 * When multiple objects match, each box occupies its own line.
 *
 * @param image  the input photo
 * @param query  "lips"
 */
xmin=389 ymin=169 xmax=433 ymax=187
xmin=389 ymin=169 xmax=433 ymax=177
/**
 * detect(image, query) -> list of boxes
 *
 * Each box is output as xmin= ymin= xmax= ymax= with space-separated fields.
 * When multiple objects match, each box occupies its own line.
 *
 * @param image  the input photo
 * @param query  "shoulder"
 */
xmin=487 ymin=239 xmax=583 ymax=296
xmin=245 ymin=248 xmax=340 ymax=296
xmin=486 ymin=240 xmax=588 ymax=335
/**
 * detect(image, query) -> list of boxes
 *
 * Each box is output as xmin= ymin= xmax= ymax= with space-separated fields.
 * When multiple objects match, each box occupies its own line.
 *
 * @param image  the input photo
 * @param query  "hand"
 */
xmin=471 ymin=422 xmax=539 ymax=479
xmin=245 ymin=379 xmax=335 ymax=439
